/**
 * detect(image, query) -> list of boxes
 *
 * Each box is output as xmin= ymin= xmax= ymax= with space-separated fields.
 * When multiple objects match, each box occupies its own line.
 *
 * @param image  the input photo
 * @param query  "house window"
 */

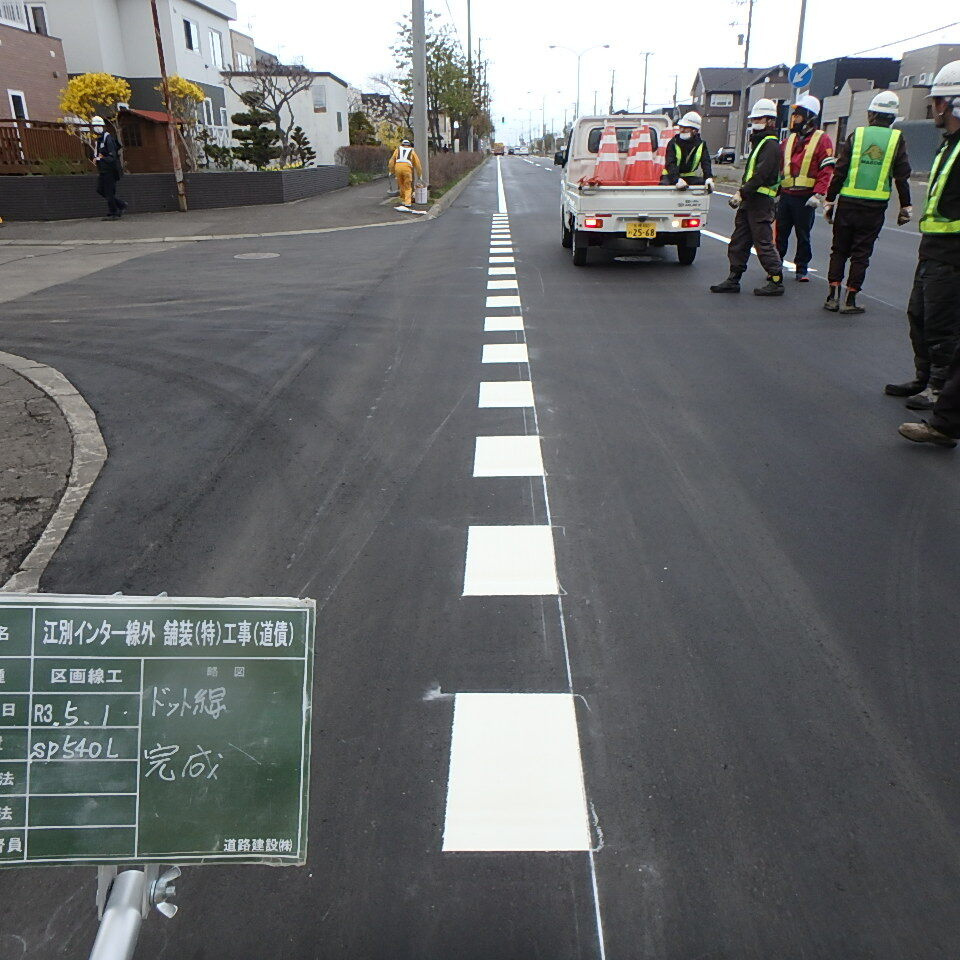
xmin=710 ymin=93 xmax=734 ymax=107
xmin=336 ymin=111 xmax=343 ymax=132
xmin=183 ymin=18 xmax=200 ymax=52
xmin=209 ymin=29 xmax=224 ymax=68
xmin=0 ymin=2 xmax=27 ymax=28
xmin=312 ymin=83 xmax=326 ymax=112
xmin=219 ymin=107 xmax=228 ymax=128
xmin=201 ymin=98 xmax=214 ymax=126
xmin=28 ymin=3 xmax=48 ymax=35
xmin=8 ymin=90 xmax=28 ymax=120
xmin=120 ymin=120 xmax=142 ymax=148
xmin=235 ymin=51 xmax=252 ymax=71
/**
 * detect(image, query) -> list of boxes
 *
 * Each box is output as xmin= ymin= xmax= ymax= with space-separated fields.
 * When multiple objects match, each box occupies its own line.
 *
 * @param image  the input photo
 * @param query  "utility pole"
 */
xmin=609 ymin=69 xmax=615 ymax=113
xmin=737 ymin=0 xmax=755 ymax=157
xmin=672 ymin=74 xmax=678 ymax=113
xmin=640 ymin=52 xmax=653 ymax=113
xmin=794 ymin=0 xmax=808 ymax=91
xmin=464 ymin=0 xmax=472 ymax=151
xmin=150 ymin=0 xmax=187 ymax=211
xmin=412 ymin=0 xmax=429 ymax=187
xmin=593 ymin=90 xmax=598 ymax=114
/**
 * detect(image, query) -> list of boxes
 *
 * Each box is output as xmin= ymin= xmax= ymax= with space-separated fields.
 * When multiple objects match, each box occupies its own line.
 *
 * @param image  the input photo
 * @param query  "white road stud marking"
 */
xmin=490 ymin=240 xmax=513 ymax=245
xmin=487 ymin=279 xmax=519 ymax=290
xmin=489 ymin=257 xmax=515 ymax=264
xmin=488 ymin=266 xmax=517 ymax=275
xmin=442 ymin=692 xmax=590 ymax=852
xmin=473 ymin=435 xmax=544 ymax=477
xmin=478 ymin=380 xmax=535 ymax=407
xmin=486 ymin=295 xmax=522 ymax=308
xmin=489 ymin=249 xmax=515 ymax=255
xmin=484 ymin=315 xmax=524 ymax=331
xmin=462 ymin=526 xmax=559 ymax=596
xmin=482 ymin=343 xmax=528 ymax=363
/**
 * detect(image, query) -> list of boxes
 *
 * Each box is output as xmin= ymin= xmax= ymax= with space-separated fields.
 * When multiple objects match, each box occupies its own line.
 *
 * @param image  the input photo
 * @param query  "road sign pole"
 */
xmin=794 ymin=0 xmax=808 ymax=82
xmin=88 ymin=870 xmax=146 ymax=960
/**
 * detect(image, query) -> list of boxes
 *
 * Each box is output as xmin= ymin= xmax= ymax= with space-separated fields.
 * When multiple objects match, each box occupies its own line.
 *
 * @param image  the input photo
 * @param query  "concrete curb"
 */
xmin=426 ymin=158 xmax=489 ymax=220
xmin=0 ymin=352 xmax=107 ymax=593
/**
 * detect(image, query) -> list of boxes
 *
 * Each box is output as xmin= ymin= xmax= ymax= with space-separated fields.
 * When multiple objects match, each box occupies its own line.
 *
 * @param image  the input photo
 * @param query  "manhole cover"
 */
xmin=233 ymin=252 xmax=280 ymax=260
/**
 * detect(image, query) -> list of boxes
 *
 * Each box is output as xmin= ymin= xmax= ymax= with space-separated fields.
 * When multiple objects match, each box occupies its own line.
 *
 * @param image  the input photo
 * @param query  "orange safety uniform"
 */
xmin=388 ymin=145 xmax=423 ymax=205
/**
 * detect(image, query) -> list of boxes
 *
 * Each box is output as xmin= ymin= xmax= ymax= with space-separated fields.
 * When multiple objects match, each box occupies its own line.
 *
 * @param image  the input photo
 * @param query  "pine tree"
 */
xmin=230 ymin=92 xmax=281 ymax=169
xmin=290 ymin=126 xmax=317 ymax=167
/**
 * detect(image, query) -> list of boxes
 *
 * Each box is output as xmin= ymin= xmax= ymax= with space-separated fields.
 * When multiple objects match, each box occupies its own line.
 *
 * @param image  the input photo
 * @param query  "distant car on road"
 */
xmin=507 ymin=147 xmax=515 ymax=155
xmin=713 ymin=146 xmax=736 ymax=164
xmin=493 ymin=142 xmax=505 ymax=155
xmin=518 ymin=146 xmax=530 ymax=156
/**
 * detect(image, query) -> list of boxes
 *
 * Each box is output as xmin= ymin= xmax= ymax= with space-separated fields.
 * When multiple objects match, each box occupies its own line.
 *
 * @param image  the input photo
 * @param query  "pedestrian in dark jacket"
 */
xmin=662 ymin=111 xmax=714 ymax=189
xmin=710 ymin=99 xmax=785 ymax=297
xmin=91 ymin=116 xmax=126 ymax=220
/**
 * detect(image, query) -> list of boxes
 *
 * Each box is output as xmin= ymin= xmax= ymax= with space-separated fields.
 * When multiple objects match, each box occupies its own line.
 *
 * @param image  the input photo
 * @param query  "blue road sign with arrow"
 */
xmin=789 ymin=62 xmax=813 ymax=88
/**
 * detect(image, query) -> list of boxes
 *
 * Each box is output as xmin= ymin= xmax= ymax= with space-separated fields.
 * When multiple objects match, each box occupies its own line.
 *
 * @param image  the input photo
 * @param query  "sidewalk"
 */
xmin=0 ymin=361 xmax=72 ymax=584
xmin=0 ymin=176 xmax=423 ymax=245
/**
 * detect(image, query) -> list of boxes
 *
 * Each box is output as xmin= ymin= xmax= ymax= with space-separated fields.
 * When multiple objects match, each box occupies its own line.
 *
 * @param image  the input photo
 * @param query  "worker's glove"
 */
xmin=897 ymin=205 xmax=912 ymax=226
xmin=823 ymin=200 xmax=836 ymax=224
xmin=728 ymin=191 xmax=742 ymax=210
xmin=805 ymin=194 xmax=823 ymax=210
xmin=704 ymin=178 xmax=715 ymax=193
xmin=675 ymin=178 xmax=688 ymax=191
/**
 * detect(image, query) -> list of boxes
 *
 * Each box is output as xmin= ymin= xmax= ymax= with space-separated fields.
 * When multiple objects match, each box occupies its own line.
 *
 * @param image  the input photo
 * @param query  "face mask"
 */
xmin=678 ymin=131 xmax=692 ymax=140
xmin=750 ymin=122 xmax=766 ymax=132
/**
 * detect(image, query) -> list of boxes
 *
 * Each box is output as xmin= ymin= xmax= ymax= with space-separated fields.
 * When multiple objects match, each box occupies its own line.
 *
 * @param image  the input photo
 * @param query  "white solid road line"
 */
xmin=462 ymin=526 xmax=559 ymax=595
xmin=482 ymin=343 xmax=528 ymax=363
xmin=486 ymin=295 xmax=522 ymax=308
xmin=484 ymin=315 xmax=524 ymax=331
xmin=472 ymin=435 xmax=544 ymax=477
xmin=701 ymin=229 xmax=806 ymax=273
xmin=497 ymin=156 xmax=508 ymax=213
xmin=478 ymin=380 xmax=535 ymax=407
xmin=442 ymin=693 xmax=590 ymax=851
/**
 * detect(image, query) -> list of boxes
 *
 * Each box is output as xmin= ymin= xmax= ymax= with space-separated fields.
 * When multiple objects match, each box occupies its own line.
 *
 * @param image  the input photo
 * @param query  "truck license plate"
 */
xmin=626 ymin=222 xmax=656 ymax=239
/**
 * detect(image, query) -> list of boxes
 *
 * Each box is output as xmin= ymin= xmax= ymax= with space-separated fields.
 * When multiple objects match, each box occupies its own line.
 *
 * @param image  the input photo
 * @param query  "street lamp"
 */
xmin=548 ymin=44 xmax=610 ymax=119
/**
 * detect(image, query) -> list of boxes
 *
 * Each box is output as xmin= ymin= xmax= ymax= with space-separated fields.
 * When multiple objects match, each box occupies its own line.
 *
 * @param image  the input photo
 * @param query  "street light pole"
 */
xmin=412 ymin=0 xmax=430 ymax=187
xmin=150 ymin=0 xmax=187 ymax=211
xmin=640 ymin=51 xmax=652 ymax=113
xmin=549 ymin=44 xmax=609 ymax=120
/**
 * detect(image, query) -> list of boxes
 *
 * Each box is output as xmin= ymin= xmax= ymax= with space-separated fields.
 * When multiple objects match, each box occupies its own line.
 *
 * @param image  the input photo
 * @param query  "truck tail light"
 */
xmin=583 ymin=217 xmax=603 ymax=228
xmin=682 ymin=217 xmax=701 ymax=228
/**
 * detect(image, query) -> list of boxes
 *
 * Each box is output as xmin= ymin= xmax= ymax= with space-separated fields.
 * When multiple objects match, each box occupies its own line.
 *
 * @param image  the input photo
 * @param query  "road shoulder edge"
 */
xmin=426 ymin=158 xmax=489 ymax=219
xmin=0 ymin=351 xmax=107 ymax=593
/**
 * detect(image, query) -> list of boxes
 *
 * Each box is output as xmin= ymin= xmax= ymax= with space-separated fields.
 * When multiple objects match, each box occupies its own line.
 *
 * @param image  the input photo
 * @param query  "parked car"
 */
xmin=713 ymin=146 xmax=736 ymax=164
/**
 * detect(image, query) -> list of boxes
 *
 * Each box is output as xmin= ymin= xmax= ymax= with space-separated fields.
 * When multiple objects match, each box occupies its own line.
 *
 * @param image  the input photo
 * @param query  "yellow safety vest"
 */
xmin=669 ymin=140 xmax=704 ymax=178
xmin=920 ymin=138 xmax=960 ymax=235
xmin=745 ymin=136 xmax=780 ymax=197
xmin=781 ymin=130 xmax=824 ymax=189
xmin=841 ymin=126 xmax=901 ymax=201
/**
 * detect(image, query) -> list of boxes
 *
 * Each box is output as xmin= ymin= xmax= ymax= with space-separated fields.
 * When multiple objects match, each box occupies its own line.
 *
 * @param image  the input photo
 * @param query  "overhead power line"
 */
xmin=849 ymin=20 xmax=960 ymax=56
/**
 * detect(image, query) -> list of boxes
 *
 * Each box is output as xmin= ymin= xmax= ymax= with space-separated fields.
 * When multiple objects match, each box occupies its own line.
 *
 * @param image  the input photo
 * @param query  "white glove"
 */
xmin=805 ymin=194 xmax=823 ymax=210
xmin=705 ymin=177 xmax=715 ymax=193
xmin=728 ymin=191 xmax=742 ymax=210
xmin=676 ymin=178 xmax=688 ymax=190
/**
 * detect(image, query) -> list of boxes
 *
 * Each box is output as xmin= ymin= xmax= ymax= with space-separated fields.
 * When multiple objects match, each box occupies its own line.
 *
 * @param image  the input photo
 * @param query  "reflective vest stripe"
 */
xmin=840 ymin=127 xmax=900 ymax=201
xmin=781 ymin=130 xmax=823 ymax=189
xmin=670 ymin=140 xmax=704 ymax=177
xmin=745 ymin=136 xmax=780 ymax=197
xmin=920 ymin=138 xmax=960 ymax=234
xmin=396 ymin=146 xmax=414 ymax=165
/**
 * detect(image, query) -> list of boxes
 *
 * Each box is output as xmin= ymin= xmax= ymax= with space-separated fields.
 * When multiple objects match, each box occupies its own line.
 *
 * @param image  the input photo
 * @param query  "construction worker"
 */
xmin=710 ymin=98 xmax=785 ymax=296
xmin=388 ymin=138 xmax=423 ymax=209
xmin=776 ymin=94 xmax=834 ymax=281
xmin=662 ymin=111 xmax=715 ymax=190
xmin=896 ymin=60 xmax=960 ymax=443
xmin=823 ymin=91 xmax=912 ymax=315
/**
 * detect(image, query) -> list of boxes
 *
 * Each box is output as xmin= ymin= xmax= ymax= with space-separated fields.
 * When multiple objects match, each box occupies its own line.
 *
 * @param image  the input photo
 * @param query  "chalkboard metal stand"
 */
xmin=88 ymin=864 xmax=179 ymax=960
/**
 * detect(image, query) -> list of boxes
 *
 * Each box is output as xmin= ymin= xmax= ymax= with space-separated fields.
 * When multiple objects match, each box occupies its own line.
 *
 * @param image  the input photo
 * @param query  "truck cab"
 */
xmin=559 ymin=114 xmax=711 ymax=266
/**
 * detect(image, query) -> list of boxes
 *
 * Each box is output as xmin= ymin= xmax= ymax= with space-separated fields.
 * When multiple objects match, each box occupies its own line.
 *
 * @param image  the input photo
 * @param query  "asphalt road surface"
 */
xmin=1 ymin=156 xmax=959 ymax=959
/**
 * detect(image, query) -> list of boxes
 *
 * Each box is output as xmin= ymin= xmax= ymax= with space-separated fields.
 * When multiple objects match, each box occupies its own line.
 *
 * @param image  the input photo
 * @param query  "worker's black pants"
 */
xmin=96 ymin=167 xmax=124 ymax=215
xmin=906 ymin=258 xmax=960 ymax=388
xmin=827 ymin=200 xmax=886 ymax=290
xmin=931 ymin=349 xmax=960 ymax=438
xmin=776 ymin=192 xmax=815 ymax=271
xmin=728 ymin=195 xmax=782 ymax=278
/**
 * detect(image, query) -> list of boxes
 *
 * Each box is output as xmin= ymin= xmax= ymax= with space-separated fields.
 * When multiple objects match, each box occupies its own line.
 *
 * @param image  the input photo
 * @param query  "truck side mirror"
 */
xmin=554 ymin=151 xmax=564 ymax=165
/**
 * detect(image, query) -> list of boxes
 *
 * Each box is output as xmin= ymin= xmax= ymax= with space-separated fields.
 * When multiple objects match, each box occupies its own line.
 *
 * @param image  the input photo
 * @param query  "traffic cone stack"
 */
xmin=655 ymin=127 xmax=676 ymax=179
xmin=623 ymin=125 xmax=659 ymax=185
xmin=588 ymin=123 xmax=624 ymax=185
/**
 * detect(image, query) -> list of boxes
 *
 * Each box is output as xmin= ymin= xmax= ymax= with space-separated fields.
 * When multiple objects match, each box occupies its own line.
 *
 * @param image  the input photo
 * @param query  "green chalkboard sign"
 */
xmin=0 ymin=594 xmax=315 ymax=866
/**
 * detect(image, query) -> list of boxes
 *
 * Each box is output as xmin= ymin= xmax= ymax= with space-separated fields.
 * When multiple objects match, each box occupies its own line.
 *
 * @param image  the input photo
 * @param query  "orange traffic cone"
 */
xmin=588 ymin=123 xmax=624 ymax=185
xmin=655 ymin=126 xmax=676 ymax=180
xmin=623 ymin=125 xmax=659 ymax=185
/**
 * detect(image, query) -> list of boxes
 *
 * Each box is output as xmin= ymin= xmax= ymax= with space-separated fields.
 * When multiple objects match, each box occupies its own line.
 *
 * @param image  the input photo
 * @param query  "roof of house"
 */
xmin=695 ymin=67 xmax=756 ymax=92
xmin=123 ymin=109 xmax=175 ymax=124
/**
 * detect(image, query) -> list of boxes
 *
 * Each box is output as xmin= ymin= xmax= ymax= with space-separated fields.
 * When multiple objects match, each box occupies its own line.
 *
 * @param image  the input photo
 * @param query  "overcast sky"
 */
xmin=234 ymin=0 xmax=958 ymax=144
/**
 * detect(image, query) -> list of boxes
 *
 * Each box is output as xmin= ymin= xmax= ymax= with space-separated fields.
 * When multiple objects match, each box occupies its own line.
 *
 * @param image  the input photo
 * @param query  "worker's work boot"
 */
xmin=753 ymin=275 xmax=785 ymax=296
xmin=905 ymin=385 xmax=943 ymax=411
xmin=898 ymin=421 xmax=957 ymax=448
xmin=823 ymin=284 xmax=841 ymax=311
xmin=795 ymin=267 xmax=809 ymax=282
xmin=885 ymin=368 xmax=929 ymax=397
xmin=710 ymin=273 xmax=742 ymax=293
xmin=838 ymin=288 xmax=865 ymax=315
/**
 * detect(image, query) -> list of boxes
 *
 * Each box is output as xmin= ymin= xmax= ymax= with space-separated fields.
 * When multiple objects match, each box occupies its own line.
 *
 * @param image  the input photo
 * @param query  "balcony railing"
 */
xmin=0 ymin=2 xmax=28 ymax=28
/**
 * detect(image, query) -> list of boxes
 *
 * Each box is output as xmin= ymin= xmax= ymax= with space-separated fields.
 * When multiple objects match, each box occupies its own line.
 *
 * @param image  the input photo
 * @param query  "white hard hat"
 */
xmin=678 ymin=111 xmax=702 ymax=130
xmin=749 ymin=98 xmax=778 ymax=120
xmin=929 ymin=59 xmax=960 ymax=98
xmin=793 ymin=94 xmax=820 ymax=116
xmin=868 ymin=90 xmax=900 ymax=115
xmin=90 ymin=116 xmax=105 ymax=127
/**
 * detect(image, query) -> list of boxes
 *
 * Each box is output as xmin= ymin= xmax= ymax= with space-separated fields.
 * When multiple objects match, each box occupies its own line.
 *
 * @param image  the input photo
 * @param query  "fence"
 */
xmin=0 ymin=120 xmax=93 ymax=174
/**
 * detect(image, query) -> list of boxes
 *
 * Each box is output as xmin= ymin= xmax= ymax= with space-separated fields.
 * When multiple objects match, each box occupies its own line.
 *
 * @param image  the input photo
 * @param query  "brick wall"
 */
xmin=0 ymin=24 xmax=68 ymax=121
xmin=0 ymin=166 xmax=350 ymax=220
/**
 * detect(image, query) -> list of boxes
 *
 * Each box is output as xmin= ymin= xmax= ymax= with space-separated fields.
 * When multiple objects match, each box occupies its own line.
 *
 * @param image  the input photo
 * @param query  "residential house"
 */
xmin=42 ymin=0 xmax=238 ymax=142
xmin=821 ymin=78 xmax=875 ymax=145
xmin=808 ymin=57 xmax=900 ymax=103
xmin=689 ymin=67 xmax=755 ymax=152
xmin=229 ymin=29 xmax=255 ymax=71
xmin=0 ymin=1 xmax=68 ymax=121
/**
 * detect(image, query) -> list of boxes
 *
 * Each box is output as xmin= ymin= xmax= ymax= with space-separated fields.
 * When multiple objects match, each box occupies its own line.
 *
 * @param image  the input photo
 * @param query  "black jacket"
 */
xmin=919 ymin=128 xmax=960 ymax=268
xmin=826 ymin=125 xmax=911 ymax=207
xmin=662 ymin=135 xmax=713 ymax=184
xmin=740 ymin=129 xmax=780 ymax=197
xmin=95 ymin=132 xmax=122 ymax=174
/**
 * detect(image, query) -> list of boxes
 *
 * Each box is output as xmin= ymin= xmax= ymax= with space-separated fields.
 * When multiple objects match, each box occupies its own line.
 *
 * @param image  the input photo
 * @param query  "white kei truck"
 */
xmin=556 ymin=114 xmax=711 ymax=266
